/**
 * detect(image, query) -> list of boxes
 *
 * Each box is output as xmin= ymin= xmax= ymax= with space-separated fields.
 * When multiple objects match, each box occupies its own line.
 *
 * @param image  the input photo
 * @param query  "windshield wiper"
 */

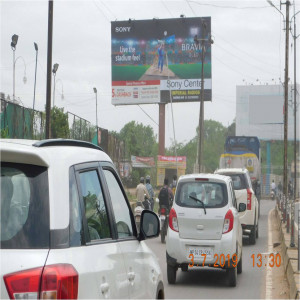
xmin=189 ymin=195 xmax=206 ymax=214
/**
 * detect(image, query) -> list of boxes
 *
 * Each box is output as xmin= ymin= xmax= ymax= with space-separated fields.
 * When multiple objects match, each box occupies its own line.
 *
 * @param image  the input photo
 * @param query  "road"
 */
xmin=146 ymin=199 xmax=276 ymax=299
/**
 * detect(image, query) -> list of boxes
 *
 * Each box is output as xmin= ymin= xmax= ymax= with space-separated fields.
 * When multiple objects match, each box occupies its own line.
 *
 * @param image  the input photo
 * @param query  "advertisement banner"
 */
xmin=131 ymin=156 xmax=155 ymax=168
xmin=157 ymin=155 xmax=186 ymax=169
xmin=111 ymin=17 xmax=212 ymax=105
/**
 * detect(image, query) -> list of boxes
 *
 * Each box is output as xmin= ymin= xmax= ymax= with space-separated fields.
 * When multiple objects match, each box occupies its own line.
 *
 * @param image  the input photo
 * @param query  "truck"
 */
xmin=219 ymin=136 xmax=261 ymax=200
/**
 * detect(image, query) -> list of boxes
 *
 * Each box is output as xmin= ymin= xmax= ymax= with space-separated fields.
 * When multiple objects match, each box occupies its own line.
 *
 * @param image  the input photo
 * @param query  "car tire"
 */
xmin=249 ymin=225 xmax=256 ymax=245
xmin=256 ymin=221 xmax=259 ymax=239
xmin=161 ymin=227 xmax=166 ymax=243
xmin=181 ymin=264 xmax=188 ymax=272
xmin=237 ymin=254 xmax=242 ymax=274
xmin=227 ymin=267 xmax=237 ymax=287
xmin=167 ymin=264 xmax=177 ymax=284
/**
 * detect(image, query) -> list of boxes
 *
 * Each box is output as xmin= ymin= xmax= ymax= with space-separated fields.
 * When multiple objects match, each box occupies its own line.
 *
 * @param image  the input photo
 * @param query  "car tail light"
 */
xmin=160 ymin=207 xmax=166 ymax=215
xmin=169 ymin=208 xmax=179 ymax=232
xmin=223 ymin=209 xmax=234 ymax=234
xmin=247 ymin=188 xmax=252 ymax=210
xmin=4 ymin=264 xmax=78 ymax=299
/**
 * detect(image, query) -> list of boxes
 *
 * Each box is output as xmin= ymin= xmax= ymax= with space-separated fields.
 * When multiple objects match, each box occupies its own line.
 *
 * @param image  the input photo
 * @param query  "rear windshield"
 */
xmin=220 ymin=174 xmax=249 ymax=190
xmin=175 ymin=181 xmax=228 ymax=208
xmin=1 ymin=162 xmax=49 ymax=249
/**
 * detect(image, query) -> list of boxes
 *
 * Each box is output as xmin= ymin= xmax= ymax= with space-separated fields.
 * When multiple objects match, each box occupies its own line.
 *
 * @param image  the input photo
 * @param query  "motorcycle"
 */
xmin=271 ymin=189 xmax=275 ymax=201
xmin=159 ymin=205 xmax=169 ymax=243
xmin=134 ymin=195 xmax=151 ymax=233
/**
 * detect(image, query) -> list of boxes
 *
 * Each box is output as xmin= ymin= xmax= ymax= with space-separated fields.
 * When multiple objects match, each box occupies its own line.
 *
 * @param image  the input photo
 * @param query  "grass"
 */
xmin=112 ymin=65 xmax=150 ymax=81
xmin=112 ymin=63 xmax=211 ymax=81
xmin=168 ymin=63 xmax=211 ymax=79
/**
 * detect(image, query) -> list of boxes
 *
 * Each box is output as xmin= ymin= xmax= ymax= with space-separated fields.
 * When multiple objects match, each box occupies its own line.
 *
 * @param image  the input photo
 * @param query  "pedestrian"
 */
xmin=136 ymin=177 xmax=150 ymax=207
xmin=145 ymin=175 xmax=155 ymax=211
xmin=158 ymin=178 xmax=173 ymax=210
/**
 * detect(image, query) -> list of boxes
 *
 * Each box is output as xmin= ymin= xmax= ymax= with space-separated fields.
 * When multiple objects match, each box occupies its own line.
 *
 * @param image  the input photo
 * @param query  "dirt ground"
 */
xmin=266 ymin=209 xmax=290 ymax=299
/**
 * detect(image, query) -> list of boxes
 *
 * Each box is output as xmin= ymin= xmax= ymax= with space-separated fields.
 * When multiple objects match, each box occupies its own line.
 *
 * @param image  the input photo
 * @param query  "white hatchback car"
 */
xmin=1 ymin=139 xmax=164 ymax=299
xmin=166 ymin=174 xmax=245 ymax=287
xmin=215 ymin=168 xmax=259 ymax=245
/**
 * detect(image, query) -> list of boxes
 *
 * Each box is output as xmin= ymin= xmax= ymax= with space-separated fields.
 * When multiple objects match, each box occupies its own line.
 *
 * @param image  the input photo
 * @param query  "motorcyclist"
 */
xmin=169 ymin=174 xmax=177 ymax=196
xmin=271 ymin=180 xmax=276 ymax=195
xmin=136 ymin=177 xmax=150 ymax=208
xmin=158 ymin=178 xmax=174 ymax=210
xmin=145 ymin=175 xmax=154 ymax=211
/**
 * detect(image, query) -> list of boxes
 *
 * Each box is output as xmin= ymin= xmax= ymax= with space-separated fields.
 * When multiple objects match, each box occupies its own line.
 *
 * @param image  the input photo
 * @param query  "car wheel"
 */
xmin=160 ymin=225 xmax=166 ymax=243
xmin=227 ymin=267 xmax=237 ymax=287
xmin=167 ymin=264 xmax=177 ymax=284
xmin=256 ymin=221 xmax=259 ymax=239
xmin=237 ymin=254 xmax=242 ymax=274
xmin=249 ymin=224 xmax=256 ymax=245
xmin=181 ymin=264 xmax=188 ymax=272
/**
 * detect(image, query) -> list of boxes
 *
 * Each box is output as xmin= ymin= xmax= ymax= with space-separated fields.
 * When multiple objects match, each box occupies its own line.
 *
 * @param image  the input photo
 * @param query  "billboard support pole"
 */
xmin=159 ymin=103 xmax=165 ymax=155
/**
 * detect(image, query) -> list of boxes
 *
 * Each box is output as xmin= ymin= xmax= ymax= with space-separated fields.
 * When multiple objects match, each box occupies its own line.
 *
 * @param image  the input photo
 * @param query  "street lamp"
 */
xmin=13 ymin=56 xmax=27 ymax=103
xmin=11 ymin=34 xmax=18 ymax=101
xmin=33 ymin=42 xmax=38 ymax=113
xmin=194 ymin=20 xmax=214 ymax=173
xmin=52 ymin=63 xmax=59 ymax=107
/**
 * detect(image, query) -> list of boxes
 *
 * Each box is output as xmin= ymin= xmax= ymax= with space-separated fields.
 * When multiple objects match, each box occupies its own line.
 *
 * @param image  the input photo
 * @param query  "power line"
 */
xmin=137 ymin=105 xmax=159 ymax=126
xmin=214 ymin=42 xmax=279 ymax=77
xmin=185 ymin=0 xmax=197 ymax=16
xmin=212 ymin=31 xmax=281 ymax=70
xmin=188 ymin=1 xmax=271 ymax=10
xmin=213 ymin=54 xmax=257 ymax=80
xmin=161 ymin=0 xmax=174 ymax=17
xmin=93 ymin=1 xmax=111 ymax=22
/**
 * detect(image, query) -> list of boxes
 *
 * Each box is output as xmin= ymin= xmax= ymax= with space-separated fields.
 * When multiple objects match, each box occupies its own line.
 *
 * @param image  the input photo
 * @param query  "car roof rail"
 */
xmin=33 ymin=139 xmax=103 ymax=151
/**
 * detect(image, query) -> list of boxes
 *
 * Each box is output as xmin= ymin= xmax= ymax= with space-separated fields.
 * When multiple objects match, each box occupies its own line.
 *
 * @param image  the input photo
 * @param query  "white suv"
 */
xmin=1 ymin=139 xmax=164 ymax=299
xmin=215 ymin=168 xmax=259 ymax=245
xmin=166 ymin=174 xmax=245 ymax=287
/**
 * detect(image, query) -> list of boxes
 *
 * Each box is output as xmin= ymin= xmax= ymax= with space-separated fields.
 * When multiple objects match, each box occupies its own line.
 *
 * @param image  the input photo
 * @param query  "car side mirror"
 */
xmin=238 ymin=203 xmax=246 ymax=212
xmin=138 ymin=210 xmax=160 ymax=241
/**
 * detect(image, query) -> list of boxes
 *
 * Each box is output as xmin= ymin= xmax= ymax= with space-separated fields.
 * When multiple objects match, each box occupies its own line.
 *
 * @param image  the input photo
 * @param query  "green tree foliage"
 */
xmin=51 ymin=106 xmax=69 ymax=138
xmin=260 ymin=140 xmax=295 ymax=175
xmin=119 ymin=121 xmax=158 ymax=158
xmin=167 ymin=119 xmax=233 ymax=173
xmin=119 ymin=121 xmax=158 ymax=185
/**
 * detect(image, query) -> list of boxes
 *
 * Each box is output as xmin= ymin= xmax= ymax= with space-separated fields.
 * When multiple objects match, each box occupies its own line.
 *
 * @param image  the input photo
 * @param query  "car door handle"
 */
xmin=128 ymin=271 xmax=135 ymax=282
xmin=100 ymin=282 xmax=109 ymax=294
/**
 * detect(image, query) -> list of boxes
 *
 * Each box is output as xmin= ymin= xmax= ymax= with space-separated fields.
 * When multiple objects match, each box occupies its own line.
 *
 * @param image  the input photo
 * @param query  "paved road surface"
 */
xmin=146 ymin=200 xmax=276 ymax=299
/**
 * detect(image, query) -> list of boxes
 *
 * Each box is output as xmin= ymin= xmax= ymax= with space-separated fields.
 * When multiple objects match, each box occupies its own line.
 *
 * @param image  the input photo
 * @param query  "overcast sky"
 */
xmin=1 ymin=0 xmax=299 ymax=146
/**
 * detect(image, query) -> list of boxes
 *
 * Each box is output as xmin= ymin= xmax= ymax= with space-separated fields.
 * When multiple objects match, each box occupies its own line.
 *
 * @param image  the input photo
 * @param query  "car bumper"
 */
xmin=166 ymin=228 xmax=237 ymax=267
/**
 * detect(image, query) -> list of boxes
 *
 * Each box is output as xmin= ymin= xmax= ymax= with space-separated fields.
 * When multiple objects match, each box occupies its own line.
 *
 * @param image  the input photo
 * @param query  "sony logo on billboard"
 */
xmin=115 ymin=27 xmax=131 ymax=33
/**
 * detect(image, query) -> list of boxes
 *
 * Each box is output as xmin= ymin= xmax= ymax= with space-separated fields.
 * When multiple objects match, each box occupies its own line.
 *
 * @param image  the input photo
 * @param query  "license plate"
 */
xmin=160 ymin=215 xmax=166 ymax=220
xmin=188 ymin=247 xmax=213 ymax=259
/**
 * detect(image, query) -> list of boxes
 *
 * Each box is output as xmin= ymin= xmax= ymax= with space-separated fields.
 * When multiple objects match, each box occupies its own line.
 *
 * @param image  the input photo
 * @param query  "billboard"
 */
xmin=236 ymin=84 xmax=300 ymax=141
xmin=111 ymin=17 xmax=212 ymax=105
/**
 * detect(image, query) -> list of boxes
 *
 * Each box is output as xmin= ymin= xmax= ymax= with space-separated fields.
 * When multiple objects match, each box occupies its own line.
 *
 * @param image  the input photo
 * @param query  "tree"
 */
xmin=51 ymin=106 xmax=69 ymax=138
xmin=119 ymin=121 xmax=158 ymax=186
xmin=119 ymin=121 xmax=158 ymax=158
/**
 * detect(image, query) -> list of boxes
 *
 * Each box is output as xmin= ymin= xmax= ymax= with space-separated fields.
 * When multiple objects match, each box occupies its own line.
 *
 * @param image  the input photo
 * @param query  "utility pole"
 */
xmin=283 ymin=1 xmax=290 ymax=227
xmin=290 ymin=4 xmax=300 ymax=251
xmin=45 ymin=0 xmax=54 ymax=139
